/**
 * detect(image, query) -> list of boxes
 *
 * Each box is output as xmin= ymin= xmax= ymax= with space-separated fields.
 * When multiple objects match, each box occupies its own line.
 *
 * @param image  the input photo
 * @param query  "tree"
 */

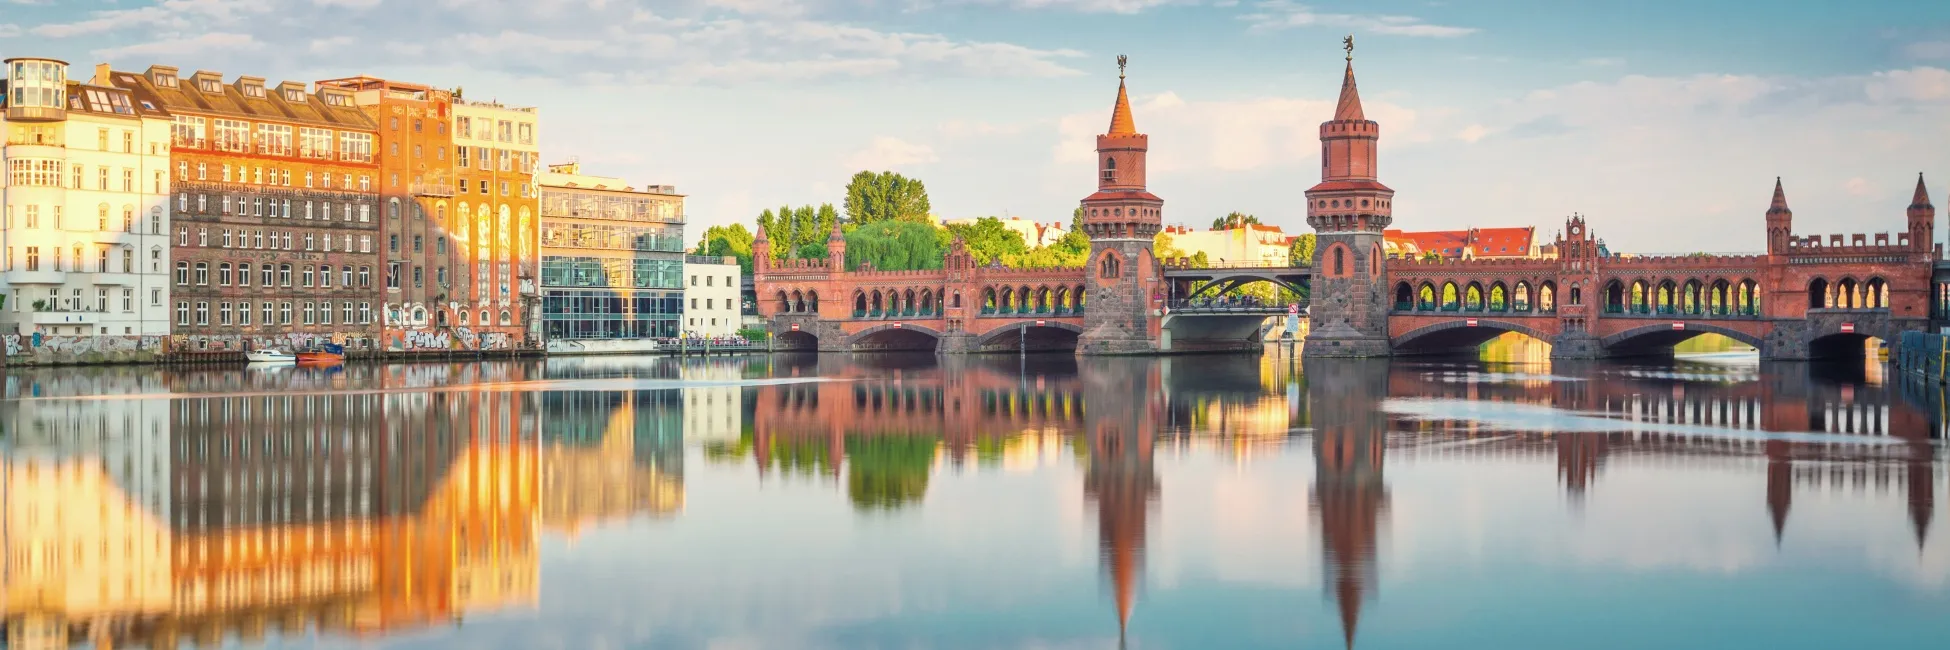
xmin=842 ymin=220 xmax=945 ymax=271
xmin=1421 ymin=251 xmax=1441 ymax=261
xmin=1211 ymin=211 xmax=1261 ymax=230
xmin=1287 ymin=233 xmax=1316 ymax=267
xmin=697 ymin=223 xmax=757 ymax=273
xmin=843 ymin=171 xmax=932 ymax=225
xmin=944 ymin=217 xmax=1028 ymax=266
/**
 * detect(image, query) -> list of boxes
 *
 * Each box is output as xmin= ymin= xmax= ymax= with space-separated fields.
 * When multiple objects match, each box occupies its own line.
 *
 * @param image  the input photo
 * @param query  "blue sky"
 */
xmin=5 ymin=0 xmax=1948 ymax=252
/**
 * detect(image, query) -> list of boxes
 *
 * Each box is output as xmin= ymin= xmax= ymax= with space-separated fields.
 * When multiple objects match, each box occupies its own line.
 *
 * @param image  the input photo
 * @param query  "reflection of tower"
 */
xmin=1306 ymin=359 xmax=1390 ymax=649
xmin=1904 ymin=439 xmax=1934 ymax=551
xmin=1556 ymin=434 xmax=1608 ymax=503
xmin=1764 ymin=440 xmax=1792 ymax=547
xmin=1081 ymin=358 xmax=1162 ymax=644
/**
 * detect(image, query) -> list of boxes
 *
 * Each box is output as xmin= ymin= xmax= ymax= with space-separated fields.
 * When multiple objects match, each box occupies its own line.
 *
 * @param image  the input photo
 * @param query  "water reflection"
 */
xmin=3 ymin=350 xmax=1947 ymax=648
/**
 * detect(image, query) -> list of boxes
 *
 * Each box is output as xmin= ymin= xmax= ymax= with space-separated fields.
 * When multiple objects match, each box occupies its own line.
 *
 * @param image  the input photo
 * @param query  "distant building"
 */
xmin=448 ymin=92 xmax=542 ymax=344
xmin=683 ymin=255 xmax=741 ymax=337
xmin=536 ymin=162 xmax=685 ymax=340
xmin=1 ymin=58 xmax=175 ymax=337
xmin=1383 ymin=227 xmax=1540 ymax=260
xmin=1159 ymin=223 xmax=1291 ymax=265
xmin=940 ymin=215 xmax=1070 ymax=247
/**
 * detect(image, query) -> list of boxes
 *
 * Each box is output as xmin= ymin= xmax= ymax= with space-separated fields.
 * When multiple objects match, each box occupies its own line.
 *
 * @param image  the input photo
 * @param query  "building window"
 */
xmin=174 ymin=261 xmax=187 ymax=285
xmin=176 ymin=302 xmax=189 ymax=325
xmin=122 ymin=288 xmax=133 ymax=312
xmin=195 ymin=301 xmax=209 ymax=325
xmin=239 ymin=301 xmax=252 ymax=326
xmin=219 ymin=302 xmax=232 ymax=326
xmin=194 ymin=262 xmax=208 ymax=285
xmin=280 ymin=301 xmax=292 ymax=325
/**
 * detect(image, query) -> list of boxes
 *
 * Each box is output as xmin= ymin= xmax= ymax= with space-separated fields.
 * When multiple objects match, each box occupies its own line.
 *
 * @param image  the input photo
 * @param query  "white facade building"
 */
xmin=682 ymin=255 xmax=741 ymax=337
xmin=2 ymin=58 xmax=174 ymax=337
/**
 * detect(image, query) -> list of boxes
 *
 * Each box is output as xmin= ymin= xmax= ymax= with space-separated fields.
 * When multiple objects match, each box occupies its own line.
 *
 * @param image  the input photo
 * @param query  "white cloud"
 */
xmin=1843 ymin=177 xmax=1875 ymax=197
xmin=1905 ymin=41 xmax=1950 ymax=60
xmin=313 ymin=0 xmax=382 ymax=7
xmin=1242 ymin=0 xmax=1476 ymax=37
xmin=844 ymin=136 xmax=940 ymax=170
xmin=938 ymin=119 xmax=1027 ymax=139
xmin=92 ymin=32 xmax=265 ymax=59
xmin=1455 ymin=124 xmax=1488 ymax=143
xmin=963 ymin=0 xmax=1190 ymax=14
xmin=0 ymin=24 xmax=20 ymax=37
xmin=1579 ymin=57 xmax=1625 ymax=67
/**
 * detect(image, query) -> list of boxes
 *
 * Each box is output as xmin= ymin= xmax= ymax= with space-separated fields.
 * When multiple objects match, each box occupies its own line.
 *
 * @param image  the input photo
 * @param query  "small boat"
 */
xmin=246 ymin=349 xmax=298 ymax=363
xmin=296 ymin=343 xmax=347 ymax=365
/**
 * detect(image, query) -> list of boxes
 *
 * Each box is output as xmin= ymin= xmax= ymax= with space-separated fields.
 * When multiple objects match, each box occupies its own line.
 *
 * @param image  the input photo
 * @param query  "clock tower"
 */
xmin=1304 ymin=37 xmax=1396 ymax=357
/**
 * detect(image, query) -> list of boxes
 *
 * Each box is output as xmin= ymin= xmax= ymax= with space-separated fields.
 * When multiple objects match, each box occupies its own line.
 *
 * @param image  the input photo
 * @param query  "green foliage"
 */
xmin=736 ymin=327 xmax=770 ymax=341
xmin=793 ymin=241 xmax=829 ymax=261
xmin=1212 ymin=211 xmax=1261 ymax=230
xmin=843 ymin=220 xmax=945 ymax=271
xmin=944 ymin=217 xmax=1029 ymax=266
xmin=843 ymin=171 xmax=933 ymax=225
xmin=697 ymin=223 xmax=757 ymax=274
xmin=754 ymin=203 xmax=839 ymax=262
xmin=1421 ymin=251 xmax=1441 ymax=261
xmin=1153 ymin=232 xmax=1209 ymax=268
xmin=1288 ymin=233 xmax=1316 ymax=266
xmin=845 ymin=435 xmax=939 ymax=511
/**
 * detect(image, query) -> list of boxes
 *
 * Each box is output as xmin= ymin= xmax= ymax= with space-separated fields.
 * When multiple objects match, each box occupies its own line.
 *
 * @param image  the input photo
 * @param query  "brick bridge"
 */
xmin=756 ymin=51 xmax=1940 ymax=359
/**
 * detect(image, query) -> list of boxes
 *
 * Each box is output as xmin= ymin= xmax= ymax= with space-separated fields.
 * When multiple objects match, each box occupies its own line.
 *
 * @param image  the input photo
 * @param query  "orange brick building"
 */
xmin=106 ymin=64 xmax=383 ymax=353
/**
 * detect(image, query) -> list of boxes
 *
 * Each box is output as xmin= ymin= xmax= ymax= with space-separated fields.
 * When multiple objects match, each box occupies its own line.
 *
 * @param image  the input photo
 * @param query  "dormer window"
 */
xmin=284 ymin=89 xmax=304 ymax=102
xmin=197 ymin=79 xmax=219 ymax=93
xmin=242 ymin=85 xmax=264 ymax=98
xmin=158 ymin=76 xmax=178 ymax=88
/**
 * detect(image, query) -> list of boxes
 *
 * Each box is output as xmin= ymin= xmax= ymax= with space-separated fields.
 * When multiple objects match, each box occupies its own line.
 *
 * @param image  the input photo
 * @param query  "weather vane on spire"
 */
xmin=1117 ymin=54 xmax=1128 ymax=79
xmin=1343 ymin=34 xmax=1355 ymax=61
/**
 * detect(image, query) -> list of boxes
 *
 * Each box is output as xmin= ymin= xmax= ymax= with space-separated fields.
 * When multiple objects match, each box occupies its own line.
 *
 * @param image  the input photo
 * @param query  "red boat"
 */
xmin=296 ymin=343 xmax=346 ymax=365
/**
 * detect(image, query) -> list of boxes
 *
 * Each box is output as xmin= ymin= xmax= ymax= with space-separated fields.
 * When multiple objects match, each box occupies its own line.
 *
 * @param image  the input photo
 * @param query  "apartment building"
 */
xmin=449 ymin=95 xmax=540 ymax=347
xmin=1 ymin=57 xmax=174 ymax=336
xmin=106 ymin=64 xmax=383 ymax=351
xmin=683 ymin=255 xmax=741 ymax=337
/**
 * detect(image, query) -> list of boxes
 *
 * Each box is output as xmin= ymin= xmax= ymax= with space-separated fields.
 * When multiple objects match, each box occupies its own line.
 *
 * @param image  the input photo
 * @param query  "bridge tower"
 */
xmin=1766 ymin=177 xmax=1792 ymax=255
xmin=1909 ymin=173 xmax=1934 ymax=254
xmin=1078 ymin=55 xmax=1167 ymax=354
xmin=1304 ymin=38 xmax=1396 ymax=357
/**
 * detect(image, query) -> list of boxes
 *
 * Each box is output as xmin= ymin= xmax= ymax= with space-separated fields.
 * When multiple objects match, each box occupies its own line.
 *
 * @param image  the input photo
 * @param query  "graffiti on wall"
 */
xmin=3 ymin=334 xmax=166 ymax=364
xmin=385 ymin=326 xmax=518 ymax=352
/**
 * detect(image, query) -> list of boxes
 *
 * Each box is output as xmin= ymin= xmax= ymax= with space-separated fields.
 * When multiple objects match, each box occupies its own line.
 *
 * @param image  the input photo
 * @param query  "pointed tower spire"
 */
xmin=1912 ymin=172 xmax=1933 ymax=209
xmin=1107 ymin=54 xmax=1137 ymax=136
xmin=1768 ymin=177 xmax=1790 ymax=214
xmin=1334 ymin=35 xmax=1365 ymax=121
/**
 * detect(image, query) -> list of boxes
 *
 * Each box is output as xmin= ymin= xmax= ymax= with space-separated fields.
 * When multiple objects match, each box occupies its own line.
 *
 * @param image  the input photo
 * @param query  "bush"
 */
xmin=736 ymin=327 xmax=770 ymax=341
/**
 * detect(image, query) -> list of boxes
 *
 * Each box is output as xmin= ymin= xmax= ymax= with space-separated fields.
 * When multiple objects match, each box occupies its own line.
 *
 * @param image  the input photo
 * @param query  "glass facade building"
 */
xmin=535 ymin=164 xmax=684 ymax=340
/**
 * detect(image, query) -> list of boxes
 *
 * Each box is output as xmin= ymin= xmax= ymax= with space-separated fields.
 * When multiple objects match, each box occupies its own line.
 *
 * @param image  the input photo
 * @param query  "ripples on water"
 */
xmin=2 ymin=346 xmax=1947 ymax=649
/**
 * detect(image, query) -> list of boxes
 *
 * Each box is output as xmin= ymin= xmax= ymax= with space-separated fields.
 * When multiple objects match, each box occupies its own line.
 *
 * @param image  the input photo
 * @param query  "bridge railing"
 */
xmin=1162 ymin=259 xmax=1311 ymax=270
xmin=1391 ymin=302 xmax=1554 ymax=315
xmin=1600 ymin=305 xmax=1762 ymax=318
xmin=1167 ymin=299 xmax=1296 ymax=314
xmin=850 ymin=307 xmax=944 ymax=319
xmin=975 ymin=305 xmax=1084 ymax=316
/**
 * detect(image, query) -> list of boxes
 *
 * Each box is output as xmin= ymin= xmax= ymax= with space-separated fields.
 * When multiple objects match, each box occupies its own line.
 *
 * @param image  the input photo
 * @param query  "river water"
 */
xmin=3 ymin=348 xmax=1947 ymax=649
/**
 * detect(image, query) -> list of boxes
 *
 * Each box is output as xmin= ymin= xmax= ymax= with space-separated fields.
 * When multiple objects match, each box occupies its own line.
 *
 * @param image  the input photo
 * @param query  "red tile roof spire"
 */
xmin=1912 ymin=172 xmax=1933 ymax=209
xmin=1107 ymin=54 xmax=1137 ymax=136
xmin=1767 ymin=177 xmax=1791 ymax=215
xmin=1334 ymin=60 xmax=1366 ymax=122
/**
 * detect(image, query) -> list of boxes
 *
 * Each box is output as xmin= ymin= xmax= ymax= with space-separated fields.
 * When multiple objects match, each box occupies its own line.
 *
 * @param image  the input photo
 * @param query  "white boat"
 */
xmin=246 ymin=349 xmax=298 ymax=363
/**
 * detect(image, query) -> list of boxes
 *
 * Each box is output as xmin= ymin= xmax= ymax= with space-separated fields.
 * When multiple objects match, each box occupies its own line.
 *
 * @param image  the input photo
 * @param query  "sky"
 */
xmin=4 ymin=0 xmax=1948 ymax=253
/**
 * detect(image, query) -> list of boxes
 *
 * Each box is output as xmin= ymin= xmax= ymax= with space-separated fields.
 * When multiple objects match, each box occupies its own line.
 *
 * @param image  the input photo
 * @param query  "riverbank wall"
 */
xmin=1896 ymin=331 xmax=1950 ymax=383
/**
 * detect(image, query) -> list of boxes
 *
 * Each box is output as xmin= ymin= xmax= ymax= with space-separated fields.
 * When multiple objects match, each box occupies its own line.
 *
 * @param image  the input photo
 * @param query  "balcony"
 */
xmin=4 ymin=269 xmax=66 ymax=285
xmin=29 ymin=310 xmax=100 ymax=326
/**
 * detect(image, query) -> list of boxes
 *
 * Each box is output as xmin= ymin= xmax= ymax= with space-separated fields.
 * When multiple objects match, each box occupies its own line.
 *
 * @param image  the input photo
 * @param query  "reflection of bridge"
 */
xmin=756 ymin=48 xmax=1938 ymax=359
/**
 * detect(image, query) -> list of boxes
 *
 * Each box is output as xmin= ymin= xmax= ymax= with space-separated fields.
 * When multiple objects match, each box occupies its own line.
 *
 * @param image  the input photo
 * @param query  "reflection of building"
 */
xmin=3 ymin=457 xmax=173 ymax=648
xmin=537 ymin=162 xmax=686 ymax=340
xmin=1079 ymin=358 xmax=1163 ymax=643
xmin=1305 ymin=359 xmax=1390 ymax=649
xmin=681 ymin=361 xmax=745 ymax=446
xmin=541 ymin=390 xmax=686 ymax=537
xmin=2 ymin=57 xmax=175 ymax=337
xmin=683 ymin=255 xmax=742 ymax=337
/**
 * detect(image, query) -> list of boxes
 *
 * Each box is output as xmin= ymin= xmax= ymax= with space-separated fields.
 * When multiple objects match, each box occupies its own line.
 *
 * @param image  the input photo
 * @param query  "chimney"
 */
xmin=93 ymin=63 xmax=110 ymax=86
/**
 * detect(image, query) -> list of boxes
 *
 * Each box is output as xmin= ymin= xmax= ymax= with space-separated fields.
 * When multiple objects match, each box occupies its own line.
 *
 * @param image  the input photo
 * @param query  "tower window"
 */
xmin=1333 ymin=247 xmax=1345 ymax=276
xmin=1099 ymin=253 xmax=1122 ymax=279
xmin=1101 ymin=157 xmax=1116 ymax=182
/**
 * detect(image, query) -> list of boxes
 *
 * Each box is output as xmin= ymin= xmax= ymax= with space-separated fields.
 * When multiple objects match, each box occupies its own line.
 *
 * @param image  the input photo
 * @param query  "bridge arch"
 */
xmin=1392 ymin=319 xmax=1554 ymax=354
xmin=1179 ymin=273 xmax=1310 ymax=302
xmin=974 ymin=320 xmax=1085 ymax=352
xmin=847 ymin=323 xmax=944 ymax=352
xmin=775 ymin=329 xmax=819 ymax=351
xmin=1601 ymin=322 xmax=1764 ymax=356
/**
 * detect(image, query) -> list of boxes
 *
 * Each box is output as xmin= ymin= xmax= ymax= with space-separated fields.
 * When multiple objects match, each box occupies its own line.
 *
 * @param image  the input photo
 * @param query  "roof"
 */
xmin=1334 ymin=61 xmax=1365 ymax=122
xmin=1107 ymin=77 xmax=1136 ymax=136
xmin=1384 ymin=227 xmax=1537 ymax=257
xmin=1082 ymin=190 xmax=1163 ymax=203
xmin=1307 ymin=179 xmax=1394 ymax=193
xmin=62 ymin=80 xmax=168 ymax=119
xmin=104 ymin=65 xmax=376 ymax=131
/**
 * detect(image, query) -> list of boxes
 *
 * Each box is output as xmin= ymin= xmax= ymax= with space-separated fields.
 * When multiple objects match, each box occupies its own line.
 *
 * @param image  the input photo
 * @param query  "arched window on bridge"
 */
xmin=1656 ymin=280 xmax=1676 ymax=315
xmin=871 ymin=290 xmax=885 ymax=316
xmin=1630 ymin=280 xmax=1650 ymax=314
xmin=1866 ymin=277 xmax=1888 ymax=309
xmin=854 ymin=292 xmax=868 ymax=317
xmin=807 ymin=290 xmax=820 ymax=313
xmin=1709 ymin=280 xmax=1730 ymax=315
xmin=1538 ymin=282 xmax=1556 ymax=312
xmin=1604 ymin=280 xmax=1625 ymax=314
xmin=1808 ymin=277 xmax=1829 ymax=309
xmin=776 ymin=291 xmax=790 ymax=314
xmin=919 ymin=290 xmax=934 ymax=315
xmin=1074 ymin=285 xmax=1087 ymax=312
xmin=1514 ymin=281 xmax=1532 ymax=311
xmin=1835 ymin=278 xmax=1861 ymax=309
xmin=1464 ymin=282 xmax=1484 ymax=311
xmin=1440 ymin=282 xmax=1460 ymax=311
xmin=1418 ymin=283 xmax=1437 ymax=311
xmin=981 ymin=288 xmax=996 ymax=314
xmin=1489 ymin=282 xmax=1507 ymax=311
xmin=791 ymin=290 xmax=804 ymax=313
xmin=1393 ymin=282 xmax=1413 ymax=310
xmin=1681 ymin=280 xmax=1702 ymax=315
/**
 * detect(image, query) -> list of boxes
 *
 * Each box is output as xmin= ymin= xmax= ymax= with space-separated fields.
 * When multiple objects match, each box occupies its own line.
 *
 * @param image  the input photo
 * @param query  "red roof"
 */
xmin=1306 ymin=180 xmax=1394 ymax=193
xmin=1082 ymin=190 xmax=1163 ymax=203
xmin=1384 ymin=227 xmax=1536 ymax=258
